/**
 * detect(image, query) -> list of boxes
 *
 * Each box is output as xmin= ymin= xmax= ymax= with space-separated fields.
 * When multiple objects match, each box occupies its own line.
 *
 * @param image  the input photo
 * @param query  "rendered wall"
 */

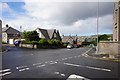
xmin=99 ymin=41 xmax=120 ymax=57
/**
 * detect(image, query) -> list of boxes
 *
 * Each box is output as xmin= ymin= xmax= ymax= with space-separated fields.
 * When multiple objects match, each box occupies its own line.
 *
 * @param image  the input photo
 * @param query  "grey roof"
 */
xmin=36 ymin=28 xmax=56 ymax=39
xmin=2 ymin=27 xmax=21 ymax=34
xmin=38 ymin=28 xmax=50 ymax=39
xmin=47 ymin=29 xmax=55 ymax=39
xmin=2 ymin=27 xmax=9 ymax=32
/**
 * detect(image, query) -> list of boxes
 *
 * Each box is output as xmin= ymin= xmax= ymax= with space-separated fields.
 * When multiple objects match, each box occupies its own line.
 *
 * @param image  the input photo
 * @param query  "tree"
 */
xmin=21 ymin=31 xmax=40 ymax=41
xmin=98 ymin=34 xmax=109 ymax=41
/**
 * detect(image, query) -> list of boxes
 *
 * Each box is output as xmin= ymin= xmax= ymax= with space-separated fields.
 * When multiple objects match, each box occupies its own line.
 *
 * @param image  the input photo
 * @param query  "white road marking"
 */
xmin=33 ymin=63 xmax=42 ymax=66
xmin=62 ymin=58 xmax=67 ymax=60
xmin=67 ymin=74 xmax=90 ymax=80
xmin=37 ymin=64 xmax=46 ymax=68
xmin=64 ymin=63 xmax=111 ymax=72
xmin=19 ymin=68 xmax=30 ymax=72
xmin=0 ymin=72 xmax=12 ymax=77
xmin=0 ymin=69 xmax=11 ymax=73
xmin=16 ymin=66 xmax=28 ymax=69
xmin=61 ymin=74 xmax=65 ymax=76
xmin=50 ymin=62 xmax=57 ymax=64
xmin=54 ymin=72 xmax=59 ymax=74
xmin=45 ymin=61 xmax=49 ymax=63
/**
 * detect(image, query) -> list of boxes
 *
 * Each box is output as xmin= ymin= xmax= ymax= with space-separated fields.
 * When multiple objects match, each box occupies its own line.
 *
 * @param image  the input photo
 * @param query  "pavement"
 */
xmin=1 ymin=45 xmax=120 ymax=80
xmin=82 ymin=48 xmax=120 ymax=62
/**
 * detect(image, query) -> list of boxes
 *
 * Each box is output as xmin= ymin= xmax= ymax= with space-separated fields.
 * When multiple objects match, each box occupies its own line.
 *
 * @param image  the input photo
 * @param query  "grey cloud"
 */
xmin=49 ymin=2 xmax=114 ymax=25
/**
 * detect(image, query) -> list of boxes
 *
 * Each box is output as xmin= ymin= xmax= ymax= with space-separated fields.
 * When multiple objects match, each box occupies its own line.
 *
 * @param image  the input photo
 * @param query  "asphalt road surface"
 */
xmin=1 ymin=46 xmax=120 ymax=80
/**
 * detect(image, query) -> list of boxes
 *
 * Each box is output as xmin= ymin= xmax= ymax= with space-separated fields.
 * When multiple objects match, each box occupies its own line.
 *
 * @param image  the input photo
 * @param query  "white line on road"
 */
xmin=19 ymin=68 xmax=30 ymax=72
xmin=0 ymin=72 xmax=12 ymax=77
xmin=33 ymin=63 xmax=42 ymax=66
xmin=62 ymin=58 xmax=68 ymax=60
xmin=67 ymin=74 xmax=90 ymax=80
xmin=0 ymin=69 xmax=11 ymax=73
xmin=16 ymin=66 xmax=28 ymax=69
xmin=61 ymin=74 xmax=65 ymax=77
xmin=64 ymin=63 xmax=111 ymax=72
xmin=37 ymin=64 xmax=46 ymax=68
xmin=54 ymin=72 xmax=59 ymax=74
xmin=50 ymin=62 xmax=57 ymax=64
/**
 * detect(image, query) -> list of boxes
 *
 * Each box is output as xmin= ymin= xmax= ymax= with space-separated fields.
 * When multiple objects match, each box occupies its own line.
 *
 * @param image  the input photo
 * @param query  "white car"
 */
xmin=67 ymin=44 xmax=73 ymax=49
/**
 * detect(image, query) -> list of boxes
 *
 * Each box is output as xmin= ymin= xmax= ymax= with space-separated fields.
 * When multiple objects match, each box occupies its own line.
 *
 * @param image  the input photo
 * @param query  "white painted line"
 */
xmin=16 ymin=66 xmax=27 ymax=69
xmin=61 ymin=74 xmax=65 ymax=76
xmin=67 ymin=74 xmax=90 ymax=80
xmin=50 ymin=62 xmax=57 ymax=64
xmin=68 ymin=74 xmax=85 ymax=78
xmin=62 ymin=58 xmax=67 ymax=60
xmin=50 ymin=61 xmax=53 ymax=62
xmin=19 ymin=68 xmax=30 ymax=72
xmin=0 ymin=69 xmax=11 ymax=73
xmin=37 ymin=64 xmax=46 ymax=68
xmin=54 ymin=72 xmax=59 ymax=74
xmin=0 ymin=72 xmax=12 ymax=77
xmin=64 ymin=63 xmax=111 ymax=72
xmin=33 ymin=63 xmax=42 ymax=66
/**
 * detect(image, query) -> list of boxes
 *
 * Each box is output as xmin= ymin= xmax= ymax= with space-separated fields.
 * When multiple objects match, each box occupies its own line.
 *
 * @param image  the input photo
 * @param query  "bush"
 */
xmin=21 ymin=40 xmax=32 ymax=44
xmin=55 ymin=40 xmax=62 ymax=46
xmin=48 ymin=39 xmax=55 ymax=46
xmin=82 ymin=42 xmax=91 ymax=45
xmin=39 ymin=38 xmax=48 ymax=45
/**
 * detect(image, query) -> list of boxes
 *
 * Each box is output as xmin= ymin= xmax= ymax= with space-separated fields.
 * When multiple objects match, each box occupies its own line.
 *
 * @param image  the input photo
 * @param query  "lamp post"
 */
xmin=96 ymin=0 xmax=99 ymax=54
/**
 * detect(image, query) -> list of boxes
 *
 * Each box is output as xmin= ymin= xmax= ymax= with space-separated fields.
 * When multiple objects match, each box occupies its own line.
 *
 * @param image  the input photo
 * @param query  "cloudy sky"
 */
xmin=0 ymin=0 xmax=115 ymax=36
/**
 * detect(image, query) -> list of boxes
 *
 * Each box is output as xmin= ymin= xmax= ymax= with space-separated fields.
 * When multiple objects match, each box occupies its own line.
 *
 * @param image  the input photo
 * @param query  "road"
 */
xmin=1 ymin=45 xmax=120 ymax=80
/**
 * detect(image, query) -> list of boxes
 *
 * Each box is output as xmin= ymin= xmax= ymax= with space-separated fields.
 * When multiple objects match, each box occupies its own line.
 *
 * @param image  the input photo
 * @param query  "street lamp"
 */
xmin=96 ymin=0 xmax=99 ymax=54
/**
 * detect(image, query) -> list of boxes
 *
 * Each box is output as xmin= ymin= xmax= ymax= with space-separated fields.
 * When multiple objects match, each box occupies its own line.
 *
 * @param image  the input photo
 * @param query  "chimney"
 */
xmin=6 ymin=24 xmax=9 ymax=28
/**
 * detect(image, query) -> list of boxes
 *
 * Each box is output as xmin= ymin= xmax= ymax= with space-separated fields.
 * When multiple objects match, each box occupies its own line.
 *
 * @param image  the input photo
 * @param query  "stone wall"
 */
xmin=98 ymin=41 xmax=120 ymax=56
xmin=19 ymin=44 xmax=37 ymax=49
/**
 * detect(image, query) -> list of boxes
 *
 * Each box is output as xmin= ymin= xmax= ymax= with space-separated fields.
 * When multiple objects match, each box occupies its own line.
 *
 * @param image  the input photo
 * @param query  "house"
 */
xmin=2 ymin=24 xmax=21 ymax=44
xmin=61 ymin=35 xmax=78 ymax=44
xmin=35 ymin=28 xmax=61 ymax=41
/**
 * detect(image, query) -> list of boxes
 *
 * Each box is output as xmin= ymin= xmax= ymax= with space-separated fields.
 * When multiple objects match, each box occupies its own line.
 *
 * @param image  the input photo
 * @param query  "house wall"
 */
xmin=36 ymin=29 xmax=46 ymax=38
xmin=113 ymin=1 xmax=120 ymax=41
xmin=2 ymin=32 xmax=7 ymax=43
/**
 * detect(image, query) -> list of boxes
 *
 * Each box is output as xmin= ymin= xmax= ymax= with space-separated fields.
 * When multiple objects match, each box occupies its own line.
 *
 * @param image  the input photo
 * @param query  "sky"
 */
xmin=0 ymin=0 xmax=115 ymax=36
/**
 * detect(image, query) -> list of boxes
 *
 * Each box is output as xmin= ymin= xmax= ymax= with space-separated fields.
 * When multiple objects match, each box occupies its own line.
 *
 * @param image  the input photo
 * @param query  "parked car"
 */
xmin=14 ymin=40 xmax=21 ymax=46
xmin=67 ymin=44 xmax=73 ymax=49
